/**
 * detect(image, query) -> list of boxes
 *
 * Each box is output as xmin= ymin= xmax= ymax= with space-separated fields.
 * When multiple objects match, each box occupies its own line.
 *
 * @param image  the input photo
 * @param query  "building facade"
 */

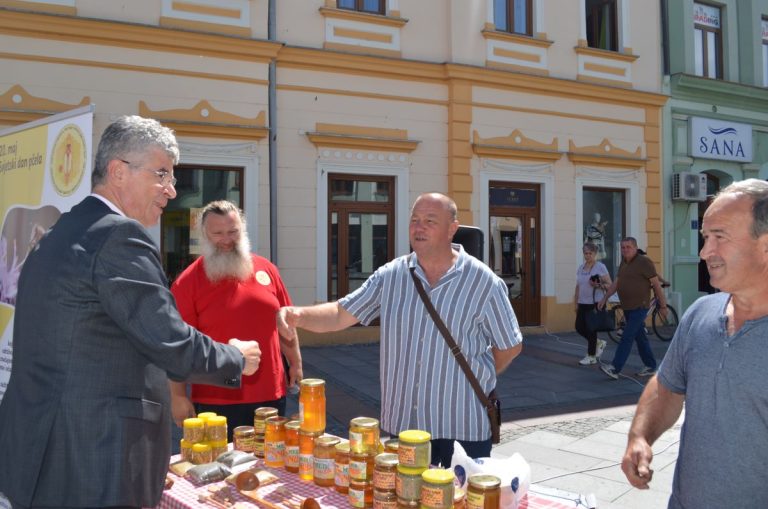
xmin=663 ymin=0 xmax=768 ymax=313
xmin=0 ymin=0 xmax=667 ymax=336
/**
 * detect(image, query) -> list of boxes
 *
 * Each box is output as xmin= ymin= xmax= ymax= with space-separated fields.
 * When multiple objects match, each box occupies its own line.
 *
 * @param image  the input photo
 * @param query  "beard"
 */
xmin=200 ymin=233 xmax=253 ymax=283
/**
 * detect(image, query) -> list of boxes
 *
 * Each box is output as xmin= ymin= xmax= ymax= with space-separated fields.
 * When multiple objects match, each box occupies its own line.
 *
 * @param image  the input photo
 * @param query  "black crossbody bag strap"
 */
xmin=409 ymin=266 xmax=493 ymax=412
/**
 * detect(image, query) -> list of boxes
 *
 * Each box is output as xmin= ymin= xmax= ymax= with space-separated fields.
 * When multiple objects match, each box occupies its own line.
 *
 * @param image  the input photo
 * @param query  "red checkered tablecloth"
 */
xmin=155 ymin=459 xmax=586 ymax=509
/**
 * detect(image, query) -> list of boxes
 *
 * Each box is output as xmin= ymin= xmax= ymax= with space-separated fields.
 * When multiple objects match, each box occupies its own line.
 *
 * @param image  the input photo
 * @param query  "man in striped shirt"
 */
xmin=277 ymin=193 xmax=522 ymax=465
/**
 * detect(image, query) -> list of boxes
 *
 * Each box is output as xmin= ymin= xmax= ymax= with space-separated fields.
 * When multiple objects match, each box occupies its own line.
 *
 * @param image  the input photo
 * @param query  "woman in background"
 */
xmin=574 ymin=242 xmax=612 ymax=365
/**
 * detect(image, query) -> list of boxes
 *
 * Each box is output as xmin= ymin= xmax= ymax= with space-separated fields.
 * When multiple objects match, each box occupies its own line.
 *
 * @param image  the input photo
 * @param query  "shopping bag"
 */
xmin=586 ymin=307 xmax=615 ymax=332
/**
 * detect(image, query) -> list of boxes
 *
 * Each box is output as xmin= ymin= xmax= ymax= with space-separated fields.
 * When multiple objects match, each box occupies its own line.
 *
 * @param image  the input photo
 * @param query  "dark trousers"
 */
xmin=195 ymin=397 xmax=287 ymax=442
xmin=575 ymin=303 xmax=598 ymax=355
xmin=430 ymin=437 xmax=492 ymax=467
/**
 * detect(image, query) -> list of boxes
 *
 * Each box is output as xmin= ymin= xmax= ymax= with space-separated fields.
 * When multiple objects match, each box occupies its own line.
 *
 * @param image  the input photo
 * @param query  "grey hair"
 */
xmin=199 ymin=200 xmax=246 ymax=231
xmin=92 ymin=115 xmax=179 ymax=188
xmin=716 ymin=178 xmax=768 ymax=238
xmin=582 ymin=242 xmax=598 ymax=254
xmin=621 ymin=237 xmax=638 ymax=247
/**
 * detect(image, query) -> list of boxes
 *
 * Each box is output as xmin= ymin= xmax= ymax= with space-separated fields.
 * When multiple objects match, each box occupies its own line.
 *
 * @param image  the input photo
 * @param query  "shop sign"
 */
xmin=694 ymin=3 xmax=720 ymax=28
xmin=689 ymin=117 xmax=752 ymax=163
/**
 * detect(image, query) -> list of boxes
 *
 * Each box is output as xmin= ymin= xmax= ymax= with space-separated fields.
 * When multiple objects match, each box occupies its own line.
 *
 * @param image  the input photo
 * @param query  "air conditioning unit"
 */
xmin=672 ymin=172 xmax=707 ymax=202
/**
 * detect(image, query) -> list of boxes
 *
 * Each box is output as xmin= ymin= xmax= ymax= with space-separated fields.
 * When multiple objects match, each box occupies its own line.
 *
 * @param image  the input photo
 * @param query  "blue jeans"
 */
xmin=611 ymin=307 xmax=656 ymax=373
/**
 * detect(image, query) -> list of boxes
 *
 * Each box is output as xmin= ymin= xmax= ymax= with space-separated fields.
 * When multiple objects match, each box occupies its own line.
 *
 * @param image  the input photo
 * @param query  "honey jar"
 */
xmin=284 ymin=420 xmax=301 ymax=473
xmin=191 ymin=442 xmax=212 ymax=465
xmin=466 ymin=475 xmax=500 ymax=509
xmin=453 ymin=487 xmax=466 ymax=509
xmin=253 ymin=407 xmax=278 ymax=434
xmin=299 ymin=429 xmax=322 ymax=481
xmin=420 ymin=468 xmax=455 ymax=509
xmin=233 ymin=425 xmax=255 ymax=452
xmin=373 ymin=453 xmax=398 ymax=492
xmin=396 ymin=465 xmax=425 ymax=502
xmin=299 ymin=378 xmax=326 ymax=433
xmin=253 ymin=433 xmax=265 ymax=458
xmin=335 ymin=440 xmax=351 ymax=494
xmin=385 ymin=438 xmax=399 ymax=454
xmin=182 ymin=417 xmax=205 ymax=443
xmin=206 ymin=415 xmax=227 ymax=442
xmin=313 ymin=435 xmax=340 ymax=487
xmin=179 ymin=439 xmax=193 ymax=462
xmin=264 ymin=416 xmax=289 ymax=468
xmin=209 ymin=439 xmax=228 ymax=460
xmin=398 ymin=430 xmax=431 ymax=469
xmin=350 ymin=451 xmax=375 ymax=482
xmin=374 ymin=488 xmax=398 ymax=509
xmin=349 ymin=478 xmax=374 ymax=508
xmin=350 ymin=417 xmax=380 ymax=455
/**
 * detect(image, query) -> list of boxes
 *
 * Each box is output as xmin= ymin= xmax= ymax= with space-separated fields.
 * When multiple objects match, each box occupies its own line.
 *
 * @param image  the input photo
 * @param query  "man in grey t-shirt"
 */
xmin=621 ymin=178 xmax=768 ymax=508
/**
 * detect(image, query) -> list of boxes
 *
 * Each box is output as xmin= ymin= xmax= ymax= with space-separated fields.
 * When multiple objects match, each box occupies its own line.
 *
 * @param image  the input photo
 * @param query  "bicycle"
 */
xmin=606 ymin=283 xmax=679 ymax=343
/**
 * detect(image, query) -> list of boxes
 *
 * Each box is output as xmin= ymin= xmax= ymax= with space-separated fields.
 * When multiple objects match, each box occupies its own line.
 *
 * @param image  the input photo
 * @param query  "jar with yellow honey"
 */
xmin=420 ymin=468 xmax=455 ymax=509
xmin=373 ymin=453 xmax=398 ymax=492
xmin=335 ymin=440 xmax=351 ymax=494
xmin=253 ymin=406 xmax=278 ymax=435
xmin=466 ymin=475 xmax=500 ymax=509
xmin=265 ymin=416 xmax=289 ymax=468
xmin=284 ymin=420 xmax=301 ymax=473
xmin=299 ymin=379 xmax=326 ymax=433
xmin=350 ymin=417 xmax=380 ymax=455
xmin=398 ymin=430 xmax=431 ymax=469
xmin=313 ymin=435 xmax=340 ymax=487
xmin=299 ymin=429 xmax=322 ymax=481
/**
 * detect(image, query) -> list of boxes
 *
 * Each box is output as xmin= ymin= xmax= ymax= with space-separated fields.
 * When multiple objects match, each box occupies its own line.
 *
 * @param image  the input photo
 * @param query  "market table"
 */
xmin=156 ymin=461 xmax=591 ymax=509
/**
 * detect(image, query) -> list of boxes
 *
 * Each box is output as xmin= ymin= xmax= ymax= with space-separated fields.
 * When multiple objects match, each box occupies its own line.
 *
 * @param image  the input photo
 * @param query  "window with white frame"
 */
xmin=494 ymin=0 xmax=532 ymax=36
xmin=586 ymin=0 xmax=618 ymax=51
xmin=762 ymin=18 xmax=768 ymax=86
xmin=694 ymin=2 xmax=722 ymax=79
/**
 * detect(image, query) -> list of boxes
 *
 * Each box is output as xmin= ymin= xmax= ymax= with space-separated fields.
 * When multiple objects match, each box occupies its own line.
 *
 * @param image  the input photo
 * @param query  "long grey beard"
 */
xmin=200 ymin=235 xmax=253 ymax=282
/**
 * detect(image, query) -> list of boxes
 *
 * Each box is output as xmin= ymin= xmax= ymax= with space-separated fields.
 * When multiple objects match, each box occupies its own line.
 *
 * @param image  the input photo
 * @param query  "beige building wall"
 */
xmin=1 ymin=0 xmax=667 ymax=334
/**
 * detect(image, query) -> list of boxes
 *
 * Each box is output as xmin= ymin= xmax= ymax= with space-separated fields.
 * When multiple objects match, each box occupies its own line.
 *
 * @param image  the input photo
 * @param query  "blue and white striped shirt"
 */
xmin=339 ymin=244 xmax=522 ymax=441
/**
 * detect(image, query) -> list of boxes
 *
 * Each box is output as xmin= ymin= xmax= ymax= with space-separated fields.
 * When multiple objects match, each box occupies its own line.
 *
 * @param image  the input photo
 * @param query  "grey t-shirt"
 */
xmin=658 ymin=292 xmax=768 ymax=508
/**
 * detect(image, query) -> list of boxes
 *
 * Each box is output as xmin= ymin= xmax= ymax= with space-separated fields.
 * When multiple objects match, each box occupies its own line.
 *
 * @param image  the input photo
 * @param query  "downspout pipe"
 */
xmin=268 ymin=0 xmax=278 ymax=263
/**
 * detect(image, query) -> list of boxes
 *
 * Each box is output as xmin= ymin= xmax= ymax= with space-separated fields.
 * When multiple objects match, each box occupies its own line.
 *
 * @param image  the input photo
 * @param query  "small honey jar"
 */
xmin=284 ymin=420 xmax=301 ymax=473
xmin=466 ymin=475 xmax=500 ymax=509
xmin=350 ymin=417 xmax=380 ymax=454
xmin=420 ymin=468 xmax=455 ymax=509
xmin=254 ymin=407 xmax=278 ymax=434
xmin=191 ymin=442 xmax=212 ymax=465
xmin=233 ymin=425 xmax=255 ymax=453
xmin=335 ymin=440 xmax=351 ymax=494
xmin=299 ymin=429 xmax=322 ymax=481
xmin=182 ymin=417 xmax=205 ymax=443
xmin=313 ymin=435 xmax=341 ymax=487
xmin=264 ymin=416 xmax=289 ymax=468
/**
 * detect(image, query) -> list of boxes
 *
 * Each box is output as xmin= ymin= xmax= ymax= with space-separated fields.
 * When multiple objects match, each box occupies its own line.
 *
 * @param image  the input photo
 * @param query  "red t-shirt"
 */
xmin=171 ymin=254 xmax=292 ymax=404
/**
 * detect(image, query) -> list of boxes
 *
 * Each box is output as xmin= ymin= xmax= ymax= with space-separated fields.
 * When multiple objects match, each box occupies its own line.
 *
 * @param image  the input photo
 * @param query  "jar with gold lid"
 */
xmin=420 ymin=468 xmax=455 ymax=509
xmin=350 ymin=417 xmax=380 ymax=455
xmin=313 ymin=435 xmax=340 ymax=487
xmin=254 ymin=407 xmax=278 ymax=435
xmin=398 ymin=430 xmax=431 ymax=469
xmin=349 ymin=478 xmax=374 ymax=508
xmin=233 ymin=425 xmax=255 ymax=453
xmin=299 ymin=379 xmax=326 ymax=433
xmin=374 ymin=488 xmax=398 ymax=509
xmin=385 ymin=438 xmax=399 ymax=454
xmin=206 ymin=415 xmax=227 ymax=442
xmin=373 ymin=453 xmax=398 ymax=492
xmin=335 ymin=440 xmax=351 ymax=494
xmin=265 ymin=416 xmax=289 ymax=467
xmin=466 ymin=475 xmax=500 ymax=509
xmin=253 ymin=433 xmax=265 ymax=458
xmin=182 ymin=417 xmax=205 ymax=443
xmin=299 ymin=429 xmax=322 ymax=481
xmin=191 ymin=443 xmax=212 ymax=465
xmin=284 ymin=420 xmax=301 ymax=473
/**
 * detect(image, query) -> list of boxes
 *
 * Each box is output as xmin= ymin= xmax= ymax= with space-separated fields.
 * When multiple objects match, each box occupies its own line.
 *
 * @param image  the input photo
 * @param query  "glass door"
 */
xmin=488 ymin=183 xmax=540 ymax=325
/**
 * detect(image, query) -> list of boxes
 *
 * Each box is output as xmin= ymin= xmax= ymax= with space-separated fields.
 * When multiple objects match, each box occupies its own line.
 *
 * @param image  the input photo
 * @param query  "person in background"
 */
xmin=0 ymin=116 xmax=261 ymax=509
xmin=574 ymin=242 xmax=612 ymax=365
xmin=621 ymin=179 xmax=768 ymax=507
xmin=170 ymin=200 xmax=302 ymax=440
xmin=597 ymin=237 xmax=667 ymax=380
xmin=277 ymin=193 xmax=523 ymax=467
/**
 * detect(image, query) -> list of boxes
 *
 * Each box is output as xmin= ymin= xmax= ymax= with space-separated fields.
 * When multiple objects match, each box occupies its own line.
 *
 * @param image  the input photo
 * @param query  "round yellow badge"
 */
xmin=256 ymin=270 xmax=271 ymax=286
xmin=50 ymin=124 xmax=86 ymax=197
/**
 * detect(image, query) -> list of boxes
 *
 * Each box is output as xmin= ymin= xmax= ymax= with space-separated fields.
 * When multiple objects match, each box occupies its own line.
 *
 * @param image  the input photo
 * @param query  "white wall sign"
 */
xmin=688 ymin=117 xmax=752 ymax=162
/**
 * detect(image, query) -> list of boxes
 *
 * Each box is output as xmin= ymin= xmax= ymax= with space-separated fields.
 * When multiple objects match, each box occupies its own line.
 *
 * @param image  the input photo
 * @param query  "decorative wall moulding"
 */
xmin=0 ymin=84 xmax=90 ymax=125
xmin=139 ymin=100 xmax=268 ymax=140
xmin=472 ymin=129 xmax=561 ymax=162
xmin=567 ymin=138 xmax=645 ymax=169
xmin=306 ymin=122 xmax=419 ymax=153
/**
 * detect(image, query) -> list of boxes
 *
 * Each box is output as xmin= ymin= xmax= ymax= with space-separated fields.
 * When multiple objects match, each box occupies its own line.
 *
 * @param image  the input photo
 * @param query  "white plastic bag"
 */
xmin=450 ymin=442 xmax=531 ymax=509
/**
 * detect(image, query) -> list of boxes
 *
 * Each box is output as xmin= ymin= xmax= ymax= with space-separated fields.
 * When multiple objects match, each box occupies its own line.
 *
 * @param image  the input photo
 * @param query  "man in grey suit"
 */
xmin=0 ymin=116 xmax=262 ymax=509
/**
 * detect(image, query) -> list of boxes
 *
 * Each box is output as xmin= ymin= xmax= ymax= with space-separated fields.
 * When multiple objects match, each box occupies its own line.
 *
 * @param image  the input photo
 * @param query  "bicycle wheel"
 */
xmin=652 ymin=305 xmax=679 ymax=341
xmin=606 ymin=306 xmax=625 ymax=344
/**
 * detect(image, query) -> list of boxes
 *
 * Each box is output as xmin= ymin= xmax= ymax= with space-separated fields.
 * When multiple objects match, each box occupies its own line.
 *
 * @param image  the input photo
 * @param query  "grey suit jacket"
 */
xmin=0 ymin=196 xmax=245 ymax=508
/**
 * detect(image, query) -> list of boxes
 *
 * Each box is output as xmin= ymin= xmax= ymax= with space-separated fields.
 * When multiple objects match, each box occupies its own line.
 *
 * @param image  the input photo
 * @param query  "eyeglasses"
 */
xmin=119 ymin=159 xmax=177 ymax=188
